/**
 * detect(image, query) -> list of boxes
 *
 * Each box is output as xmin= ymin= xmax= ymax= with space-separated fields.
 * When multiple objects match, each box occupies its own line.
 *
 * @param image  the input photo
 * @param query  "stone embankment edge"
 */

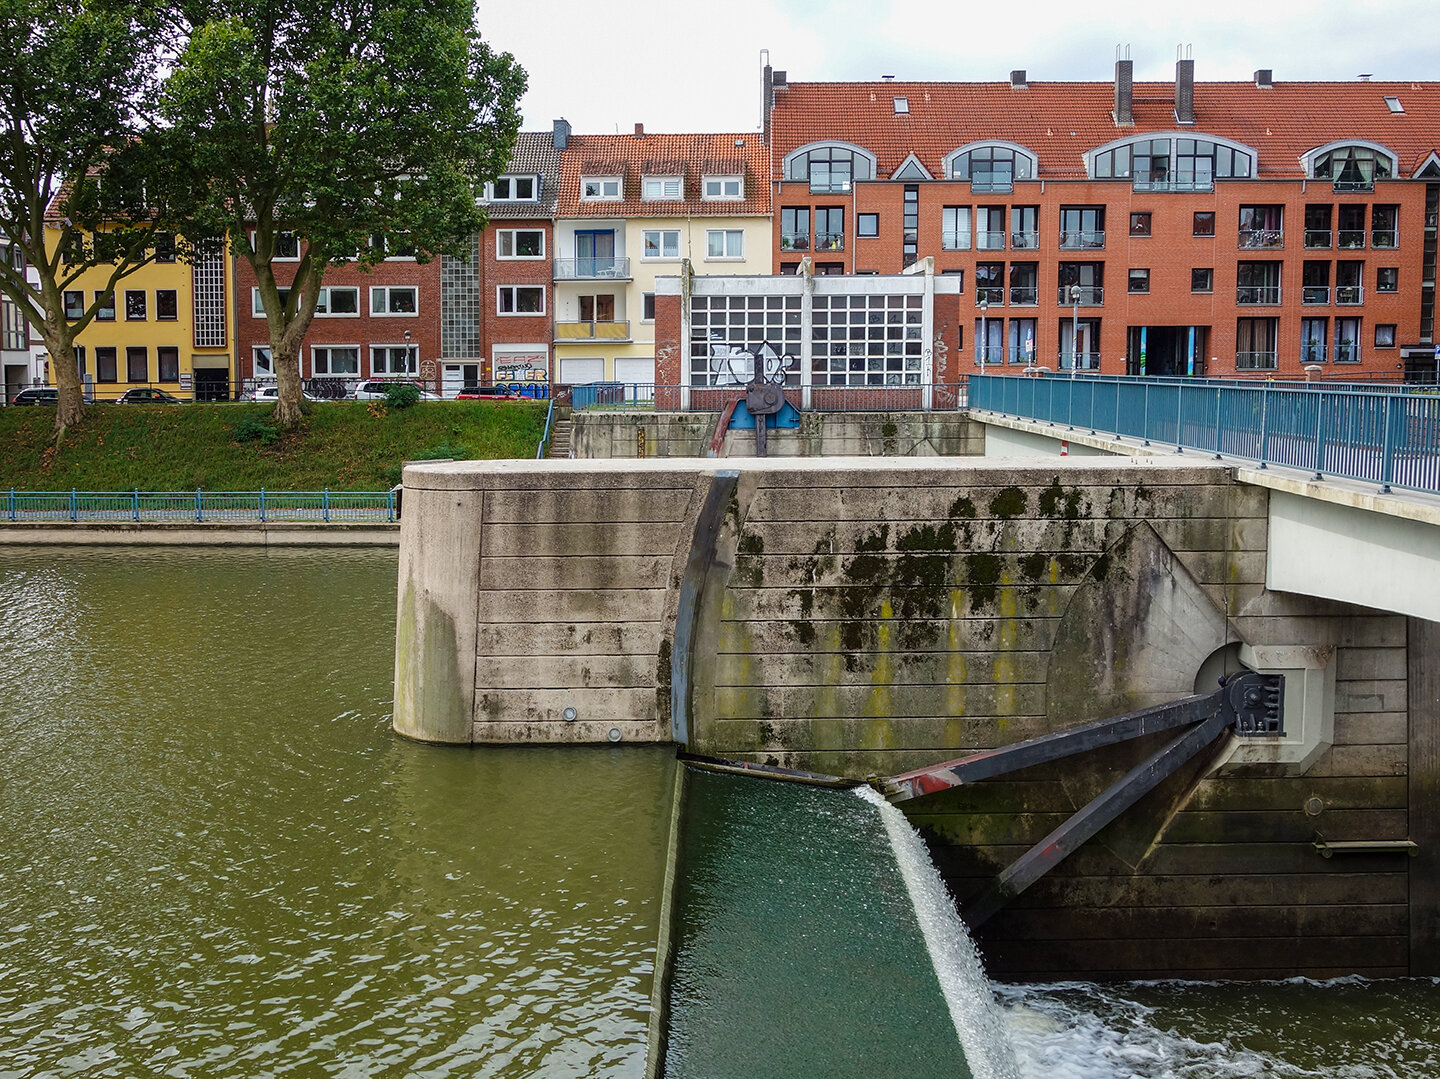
xmin=0 ymin=523 xmax=398 ymax=546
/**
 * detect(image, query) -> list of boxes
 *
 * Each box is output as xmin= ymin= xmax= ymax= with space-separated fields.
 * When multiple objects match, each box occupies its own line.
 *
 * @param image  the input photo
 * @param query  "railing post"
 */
xmin=1257 ymin=382 xmax=1270 ymax=468
xmin=1175 ymin=383 xmax=1185 ymax=452
xmin=1213 ymin=386 xmax=1223 ymax=459
xmin=260 ymin=488 xmax=267 ymax=523
xmin=133 ymin=488 xmax=139 ymax=522
xmin=1380 ymin=395 xmax=1397 ymax=493
xmin=1312 ymin=393 xmax=1327 ymax=479
xmin=323 ymin=488 xmax=330 ymax=523
xmin=1142 ymin=385 xmax=1151 ymax=445
xmin=387 ymin=488 xmax=395 ymax=523
xmin=8 ymin=488 xmax=13 ymax=522
xmin=70 ymin=488 xmax=77 ymax=522
xmin=196 ymin=488 xmax=203 ymax=522
xmin=1114 ymin=378 xmax=1122 ymax=439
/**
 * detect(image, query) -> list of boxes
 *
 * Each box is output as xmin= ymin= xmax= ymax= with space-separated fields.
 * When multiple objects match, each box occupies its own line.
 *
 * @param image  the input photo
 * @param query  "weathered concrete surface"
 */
xmin=395 ymin=454 xmax=1416 ymax=979
xmin=572 ymin=410 xmax=986 ymax=459
xmin=0 ymin=523 xmax=397 ymax=545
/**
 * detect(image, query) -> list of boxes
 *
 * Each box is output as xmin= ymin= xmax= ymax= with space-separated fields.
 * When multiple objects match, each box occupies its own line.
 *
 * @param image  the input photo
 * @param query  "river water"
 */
xmin=1 ymin=547 xmax=1438 ymax=1077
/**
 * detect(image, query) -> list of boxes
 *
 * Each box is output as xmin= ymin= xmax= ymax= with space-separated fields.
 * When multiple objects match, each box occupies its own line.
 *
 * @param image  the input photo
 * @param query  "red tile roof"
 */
xmin=556 ymin=132 xmax=772 ymax=217
xmin=770 ymin=79 xmax=1440 ymax=180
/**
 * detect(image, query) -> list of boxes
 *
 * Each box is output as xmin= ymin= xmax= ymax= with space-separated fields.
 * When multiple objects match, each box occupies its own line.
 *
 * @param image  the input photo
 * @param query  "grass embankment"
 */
xmin=0 ymin=400 xmax=546 ymax=490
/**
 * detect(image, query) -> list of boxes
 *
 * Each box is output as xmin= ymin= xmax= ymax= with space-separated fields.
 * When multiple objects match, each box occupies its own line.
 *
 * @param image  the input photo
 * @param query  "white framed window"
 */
xmin=369 ymin=234 xmax=417 ymax=260
xmin=703 ymin=175 xmax=744 ymax=200
xmin=371 ymin=344 xmax=417 ymax=375
xmin=581 ymin=176 xmax=622 ymax=200
xmin=313 ymin=345 xmax=360 ymax=376
xmin=497 ymin=285 xmax=544 ymax=314
xmin=370 ymin=285 xmax=418 ymax=316
xmin=251 ymin=286 xmax=292 ymax=317
xmin=705 ymin=229 xmax=744 ymax=259
xmin=253 ymin=346 xmax=274 ymax=377
xmin=315 ymin=286 xmax=360 ymax=316
xmin=496 ymin=229 xmax=545 ymax=259
xmin=249 ymin=230 xmax=300 ymax=260
xmin=643 ymin=230 xmax=680 ymax=259
xmin=487 ymin=175 xmax=538 ymax=201
xmin=642 ymin=176 xmax=683 ymax=200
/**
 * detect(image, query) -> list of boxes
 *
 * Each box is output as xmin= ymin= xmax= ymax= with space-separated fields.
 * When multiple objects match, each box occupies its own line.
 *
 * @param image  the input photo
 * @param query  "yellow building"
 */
xmin=552 ymin=130 xmax=774 ymax=386
xmin=43 ymin=230 xmax=235 ymax=400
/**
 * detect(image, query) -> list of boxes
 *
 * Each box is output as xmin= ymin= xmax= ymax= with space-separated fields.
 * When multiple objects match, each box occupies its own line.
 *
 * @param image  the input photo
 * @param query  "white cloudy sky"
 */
xmin=480 ymin=0 xmax=1440 ymax=135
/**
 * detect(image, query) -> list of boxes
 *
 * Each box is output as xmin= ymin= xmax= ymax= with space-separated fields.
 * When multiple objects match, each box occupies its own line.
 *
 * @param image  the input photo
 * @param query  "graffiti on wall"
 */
xmin=707 ymin=336 xmax=796 ymax=386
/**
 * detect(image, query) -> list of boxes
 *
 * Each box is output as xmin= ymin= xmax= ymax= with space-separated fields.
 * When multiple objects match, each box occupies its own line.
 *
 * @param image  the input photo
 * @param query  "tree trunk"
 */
xmin=41 ymin=320 xmax=85 ymax=436
xmin=272 ymin=343 xmax=305 ymax=427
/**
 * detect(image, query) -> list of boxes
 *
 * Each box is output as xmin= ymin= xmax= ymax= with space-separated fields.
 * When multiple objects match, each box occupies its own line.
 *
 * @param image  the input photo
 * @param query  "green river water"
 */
xmin=2 ymin=546 xmax=1439 ymax=1078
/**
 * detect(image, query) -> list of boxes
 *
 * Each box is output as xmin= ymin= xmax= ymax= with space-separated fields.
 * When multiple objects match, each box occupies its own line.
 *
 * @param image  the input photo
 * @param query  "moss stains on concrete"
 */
xmin=988 ymin=486 xmax=1028 ymax=519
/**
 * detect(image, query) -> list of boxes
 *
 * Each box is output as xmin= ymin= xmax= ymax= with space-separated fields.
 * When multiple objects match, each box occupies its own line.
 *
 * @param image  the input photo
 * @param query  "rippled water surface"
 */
xmin=0 ymin=547 xmax=674 ymax=1078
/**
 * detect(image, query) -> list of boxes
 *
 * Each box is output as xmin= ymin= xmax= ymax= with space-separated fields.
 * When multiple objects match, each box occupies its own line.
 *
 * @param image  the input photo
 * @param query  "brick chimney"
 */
xmin=1113 ymin=56 xmax=1133 ymax=125
xmin=634 ymin=122 xmax=644 ymax=137
xmin=552 ymin=118 xmax=570 ymax=151
xmin=1175 ymin=57 xmax=1195 ymax=124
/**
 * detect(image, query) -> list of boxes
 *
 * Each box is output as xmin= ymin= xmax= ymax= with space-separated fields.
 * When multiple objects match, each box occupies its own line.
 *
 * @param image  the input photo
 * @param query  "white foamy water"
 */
xmin=857 ymin=786 xmax=1022 ymax=1079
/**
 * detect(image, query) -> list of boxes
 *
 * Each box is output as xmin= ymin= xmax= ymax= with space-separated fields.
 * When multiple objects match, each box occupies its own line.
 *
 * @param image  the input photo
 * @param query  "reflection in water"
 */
xmin=0 ymin=548 xmax=674 ymax=1077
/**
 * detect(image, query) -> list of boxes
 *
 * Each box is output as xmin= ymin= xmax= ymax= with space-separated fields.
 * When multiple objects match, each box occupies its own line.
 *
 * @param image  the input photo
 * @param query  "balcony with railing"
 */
xmin=1333 ymin=179 xmax=1374 ymax=193
xmin=555 ymin=320 xmax=630 ymax=341
xmin=1302 ymin=286 xmax=1331 ymax=305
xmin=1059 ymin=352 xmax=1101 ymax=370
xmin=941 ymin=231 xmax=971 ymax=251
xmin=555 ymin=256 xmax=631 ymax=280
xmin=1132 ymin=178 xmax=1214 ymax=193
xmin=1010 ymin=230 xmax=1040 ymax=250
xmin=1334 ymin=342 xmax=1361 ymax=364
xmin=1371 ymin=229 xmax=1399 ymax=249
xmin=813 ymin=232 xmax=845 ymax=252
xmin=970 ymin=179 xmax=1013 ymax=194
xmin=1300 ymin=345 xmax=1327 ymax=364
xmin=976 ymin=230 xmax=1006 ymax=250
xmin=1057 ymin=285 xmax=1103 ymax=306
xmin=1237 ymin=285 xmax=1282 ymax=305
xmin=1238 ymin=229 xmax=1283 ymax=249
xmin=1336 ymin=285 xmax=1364 ymax=305
xmin=974 ymin=344 xmax=1007 ymax=364
xmin=780 ymin=233 xmax=810 ymax=251
xmin=1337 ymin=230 xmax=1367 ymax=249
xmin=1059 ymin=230 xmax=1105 ymax=250
xmin=975 ymin=287 xmax=1005 ymax=306
xmin=1236 ymin=350 xmax=1278 ymax=370
xmin=1008 ymin=285 xmax=1038 ymax=306
xmin=1303 ymin=229 xmax=1333 ymax=248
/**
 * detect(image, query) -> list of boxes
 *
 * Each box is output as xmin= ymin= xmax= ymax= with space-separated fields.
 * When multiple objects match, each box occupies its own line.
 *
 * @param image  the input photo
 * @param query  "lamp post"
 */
xmin=1069 ymin=283 xmax=1082 ymax=377
xmin=979 ymin=297 xmax=989 ymax=375
xmin=403 ymin=329 xmax=416 ymax=386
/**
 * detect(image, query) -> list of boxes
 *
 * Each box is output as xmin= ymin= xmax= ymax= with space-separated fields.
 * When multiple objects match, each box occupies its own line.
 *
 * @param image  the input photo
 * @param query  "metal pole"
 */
xmin=323 ymin=488 xmax=331 ymax=523
xmin=1257 ymin=381 xmax=1270 ymax=468
xmin=1070 ymin=284 xmax=1080 ymax=376
xmin=195 ymin=489 xmax=202 ymax=522
xmin=979 ymin=298 xmax=988 ymax=375
xmin=260 ymin=488 xmax=267 ymax=523
xmin=1380 ymin=394 xmax=1395 ymax=493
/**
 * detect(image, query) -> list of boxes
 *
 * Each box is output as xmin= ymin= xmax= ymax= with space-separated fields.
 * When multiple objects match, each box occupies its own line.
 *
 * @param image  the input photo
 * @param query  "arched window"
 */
xmin=1308 ymin=143 xmax=1396 ymax=191
xmin=1089 ymin=134 xmax=1255 ymax=190
xmin=945 ymin=142 xmax=1036 ymax=191
xmin=783 ymin=142 xmax=876 ymax=194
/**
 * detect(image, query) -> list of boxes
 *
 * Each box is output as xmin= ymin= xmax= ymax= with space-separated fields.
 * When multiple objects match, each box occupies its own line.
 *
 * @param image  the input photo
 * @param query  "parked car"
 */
xmin=455 ymin=384 xmax=520 ymax=400
xmin=116 ymin=387 xmax=184 ymax=404
xmin=246 ymin=385 xmax=320 ymax=403
xmin=350 ymin=380 xmax=441 ymax=401
xmin=11 ymin=388 xmax=59 ymax=405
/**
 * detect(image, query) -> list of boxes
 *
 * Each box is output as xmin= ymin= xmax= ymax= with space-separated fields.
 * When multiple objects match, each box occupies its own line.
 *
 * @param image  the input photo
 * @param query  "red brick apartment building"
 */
xmin=440 ymin=130 xmax=560 ymax=394
xmin=234 ymin=235 xmax=441 ymax=396
xmin=765 ymin=60 xmax=1440 ymax=382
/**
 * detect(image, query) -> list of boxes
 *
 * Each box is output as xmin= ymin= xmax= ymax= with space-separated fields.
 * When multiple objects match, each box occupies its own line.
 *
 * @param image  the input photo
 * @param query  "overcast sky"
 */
xmin=480 ymin=0 xmax=1440 ymax=136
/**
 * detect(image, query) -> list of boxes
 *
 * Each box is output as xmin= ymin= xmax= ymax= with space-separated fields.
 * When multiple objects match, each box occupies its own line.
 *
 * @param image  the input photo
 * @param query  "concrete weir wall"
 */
xmin=396 ymin=455 xmax=1419 ymax=979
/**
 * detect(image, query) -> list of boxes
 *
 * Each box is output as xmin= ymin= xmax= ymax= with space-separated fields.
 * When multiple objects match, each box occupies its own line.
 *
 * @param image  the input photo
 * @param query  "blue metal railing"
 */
xmin=2 ymin=489 xmax=398 ymax=523
xmin=536 ymin=397 xmax=556 ymax=459
xmin=970 ymin=374 xmax=1440 ymax=495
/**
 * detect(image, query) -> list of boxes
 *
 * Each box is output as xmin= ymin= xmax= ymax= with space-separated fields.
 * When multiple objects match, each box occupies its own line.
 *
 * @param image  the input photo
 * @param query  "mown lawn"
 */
xmin=0 ymin=399 xmax=546 ymax=490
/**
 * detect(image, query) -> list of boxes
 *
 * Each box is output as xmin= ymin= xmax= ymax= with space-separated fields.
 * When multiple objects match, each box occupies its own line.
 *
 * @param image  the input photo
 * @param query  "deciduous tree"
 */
xmin=163 ymin=0 xmax=524 ymax=425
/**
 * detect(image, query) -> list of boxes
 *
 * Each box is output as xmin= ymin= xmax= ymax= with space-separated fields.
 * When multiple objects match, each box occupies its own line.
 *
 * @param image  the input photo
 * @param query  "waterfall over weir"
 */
xmin=651 ymin=766 xmax=1019 ymax=1079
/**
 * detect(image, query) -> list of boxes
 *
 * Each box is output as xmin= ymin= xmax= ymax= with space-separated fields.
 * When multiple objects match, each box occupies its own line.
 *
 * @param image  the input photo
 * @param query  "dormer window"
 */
xmin=488 ymin=175 xmax=539 ymax=201
xmin=582 ymin=176 xmax=622 ymax=200
xmin=945 ymin=142 xmax=1036 ymax=193
xmin=1308 ymin=142 xmax=1396 ymax=192
xmin=703 ymin=175 xmax=744 ymax=200
xmin=783 ymin=142 xmax=876 ymax=194
xmin=1088 ymin=133 xmax=1255 ymax=191
xmin=642 ymin=176 xmax=683 ymax=200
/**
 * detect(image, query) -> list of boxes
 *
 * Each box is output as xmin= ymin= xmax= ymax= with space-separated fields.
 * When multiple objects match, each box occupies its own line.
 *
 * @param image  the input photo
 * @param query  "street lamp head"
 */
xmin=980 ymin=298 xmax=989 ymax=312
xmin=1069 ymin=284 xmax=1082 ymax=303
xmin=404 ymin=329 xmax=411 ymax=342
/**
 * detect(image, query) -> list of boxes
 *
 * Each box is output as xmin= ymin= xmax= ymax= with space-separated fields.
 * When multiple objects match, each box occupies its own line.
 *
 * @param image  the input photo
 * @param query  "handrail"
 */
xmin=969 ymin=372 xmax=1440 ymax=495
xmin=0 ymin=490 xmax=398 ymax=523
xmin=536 ymin=397 xmax=556 ymax=459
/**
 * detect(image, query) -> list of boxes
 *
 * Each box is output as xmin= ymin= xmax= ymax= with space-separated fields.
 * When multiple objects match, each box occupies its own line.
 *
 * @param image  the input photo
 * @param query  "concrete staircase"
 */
xmin=545 ymin=408 xmax=574 ymax=459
